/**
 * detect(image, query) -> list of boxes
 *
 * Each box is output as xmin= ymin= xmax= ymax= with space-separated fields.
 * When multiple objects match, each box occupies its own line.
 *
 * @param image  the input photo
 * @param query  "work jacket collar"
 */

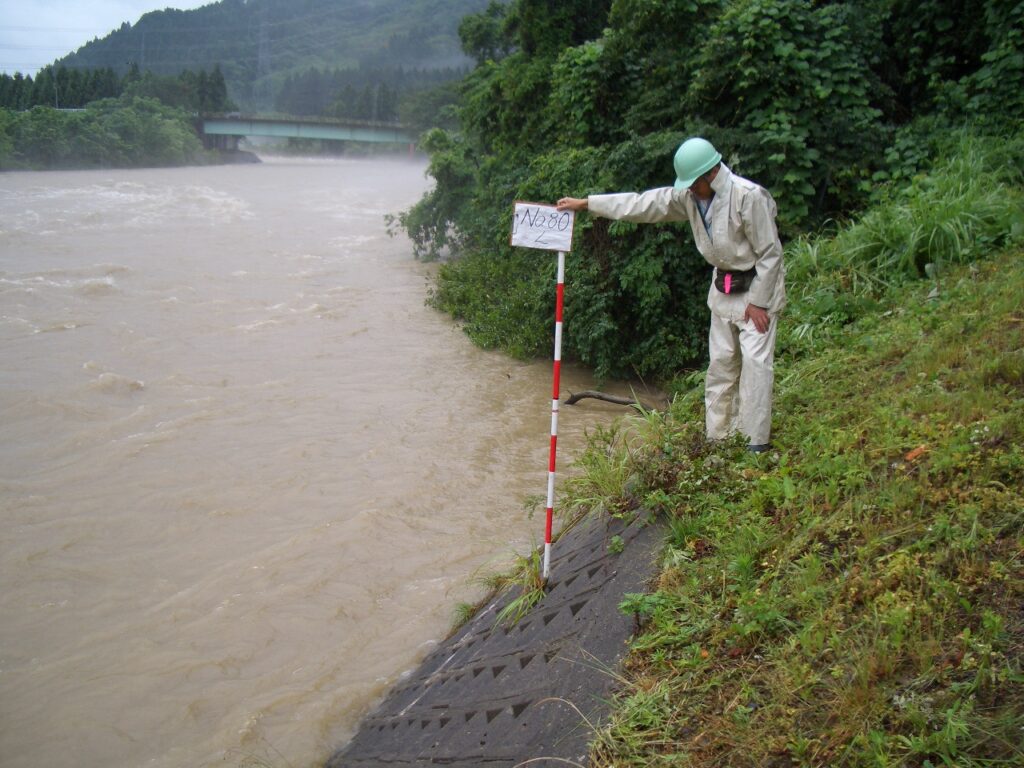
xmin=710 ymin=163 xmax=732 ymax=196
xmin=689 ymin=163 xmax=733 ymax=257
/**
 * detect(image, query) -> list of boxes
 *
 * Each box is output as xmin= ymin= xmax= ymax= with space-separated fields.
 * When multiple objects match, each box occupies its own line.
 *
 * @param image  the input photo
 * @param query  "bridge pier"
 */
xmin=202 ymin=133 xmax=239 ymax=152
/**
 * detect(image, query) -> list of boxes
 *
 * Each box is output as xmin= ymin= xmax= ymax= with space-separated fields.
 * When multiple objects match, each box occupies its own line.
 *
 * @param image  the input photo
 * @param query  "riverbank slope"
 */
xmin=326 ymin=249 xmax=1023 ymax=766
xmin=581 ymin=247 xmax=1024 ymax=766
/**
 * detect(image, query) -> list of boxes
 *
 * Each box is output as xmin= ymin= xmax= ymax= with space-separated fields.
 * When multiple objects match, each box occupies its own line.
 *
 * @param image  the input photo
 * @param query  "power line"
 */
xmin=1 ymin=1 xmax=476 ymax=78
xmin=0 ymin=25 xmax=113 ymax=33
xmin=0 ymin=44 xmax=84 ymax=51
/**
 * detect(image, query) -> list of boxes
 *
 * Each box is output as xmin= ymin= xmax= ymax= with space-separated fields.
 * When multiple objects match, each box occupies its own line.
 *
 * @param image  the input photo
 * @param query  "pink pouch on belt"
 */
xmin=714 ymin=267 xmax=755 ymax=294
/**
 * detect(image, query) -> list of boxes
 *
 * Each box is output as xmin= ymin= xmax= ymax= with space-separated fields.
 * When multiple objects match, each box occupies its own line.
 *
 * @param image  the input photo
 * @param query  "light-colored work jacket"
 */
xmin=587 ymin=163 xmax=786 ymax=316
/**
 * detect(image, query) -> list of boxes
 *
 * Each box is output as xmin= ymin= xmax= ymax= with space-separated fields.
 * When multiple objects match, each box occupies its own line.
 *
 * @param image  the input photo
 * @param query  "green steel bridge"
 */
xmin=198 ymin=113 xmax=416 ymax=151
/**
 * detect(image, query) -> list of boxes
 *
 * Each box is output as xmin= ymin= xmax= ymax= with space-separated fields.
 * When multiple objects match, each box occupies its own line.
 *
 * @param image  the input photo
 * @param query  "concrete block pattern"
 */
xmin=327 ymin=511 xmax=663 ymax=767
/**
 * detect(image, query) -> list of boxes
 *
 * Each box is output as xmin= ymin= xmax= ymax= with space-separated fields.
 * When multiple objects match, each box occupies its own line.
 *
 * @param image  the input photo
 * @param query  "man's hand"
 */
xmin=744 ymin=304 xmax=771 ymax=334
xmin=556 ymin=197 xmax=588 ymax=212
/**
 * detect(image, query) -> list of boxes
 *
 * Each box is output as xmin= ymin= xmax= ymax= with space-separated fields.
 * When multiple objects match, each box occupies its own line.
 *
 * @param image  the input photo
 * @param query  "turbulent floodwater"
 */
xmin=0 ymin=157 xmax=658 ymax=768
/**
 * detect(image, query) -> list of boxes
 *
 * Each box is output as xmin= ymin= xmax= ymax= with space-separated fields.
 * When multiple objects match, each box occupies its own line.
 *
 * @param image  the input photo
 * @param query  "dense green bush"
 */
xmin=0 ymin=97 xmax=205 ymax=170
xmin=399 ymin=0 xmax=1024 ymax=381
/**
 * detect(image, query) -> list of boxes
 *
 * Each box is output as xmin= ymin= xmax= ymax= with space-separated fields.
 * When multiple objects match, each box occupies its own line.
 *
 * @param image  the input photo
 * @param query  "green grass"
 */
xmin=568 ymin=234 xmax=1023 ymax=762
xmin=491 ymin=547 xmax=547 ymax=627
xmin=583 ymin=250 xmax=1024 ymax=766
xmin=449 ymin=545 xmax=550 ymax=633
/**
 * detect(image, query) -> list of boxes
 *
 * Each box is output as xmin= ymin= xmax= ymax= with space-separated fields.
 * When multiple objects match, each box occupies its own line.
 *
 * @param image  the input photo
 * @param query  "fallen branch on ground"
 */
xmin=563 ymin=390 xmax=657 ymax=411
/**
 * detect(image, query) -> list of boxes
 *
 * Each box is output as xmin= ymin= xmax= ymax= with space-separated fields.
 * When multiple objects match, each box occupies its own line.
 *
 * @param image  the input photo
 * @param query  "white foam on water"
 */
xmin=90 ymin=372 xmax=145 ymax=395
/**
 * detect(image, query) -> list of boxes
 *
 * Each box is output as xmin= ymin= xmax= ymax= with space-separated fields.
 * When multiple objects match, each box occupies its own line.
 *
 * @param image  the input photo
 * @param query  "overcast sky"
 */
xmin=0 ymin=0 xmax=214 ymax=76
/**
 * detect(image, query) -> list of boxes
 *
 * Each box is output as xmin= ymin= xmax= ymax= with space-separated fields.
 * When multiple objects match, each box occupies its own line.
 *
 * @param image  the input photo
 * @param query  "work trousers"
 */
xmin=704 ymin=305 xmax=778 ymax=446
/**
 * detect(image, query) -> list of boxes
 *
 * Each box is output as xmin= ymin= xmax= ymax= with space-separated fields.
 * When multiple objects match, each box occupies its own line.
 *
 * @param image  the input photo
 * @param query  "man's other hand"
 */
xmin=744 ymin=304 xmax=771 ymax=334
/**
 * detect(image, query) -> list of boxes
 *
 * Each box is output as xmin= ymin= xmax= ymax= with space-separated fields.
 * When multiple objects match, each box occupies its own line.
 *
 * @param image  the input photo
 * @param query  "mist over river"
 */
xmin=0 ymin=157 xmax=657 ymax=767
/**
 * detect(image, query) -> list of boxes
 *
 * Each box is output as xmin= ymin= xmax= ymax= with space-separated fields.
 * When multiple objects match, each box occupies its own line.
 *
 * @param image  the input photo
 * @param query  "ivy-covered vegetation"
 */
xmin=398 ymin=0 xmax=1024 ymax=381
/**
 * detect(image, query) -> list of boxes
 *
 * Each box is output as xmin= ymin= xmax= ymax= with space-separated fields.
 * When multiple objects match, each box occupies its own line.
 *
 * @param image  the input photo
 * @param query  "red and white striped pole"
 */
xmin=542 ymin=250 xmax=566 ymax=582
xmin=509 ymin=202 xmax=573 ymax=583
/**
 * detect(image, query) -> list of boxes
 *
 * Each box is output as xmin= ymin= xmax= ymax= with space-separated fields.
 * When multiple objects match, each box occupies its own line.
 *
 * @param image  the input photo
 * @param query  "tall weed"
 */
xmin=784 ymin=132 xmax=1024 ymax=352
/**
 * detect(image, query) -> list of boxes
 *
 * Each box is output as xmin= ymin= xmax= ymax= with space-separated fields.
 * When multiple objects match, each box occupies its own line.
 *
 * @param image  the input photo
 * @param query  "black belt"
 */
xmin=714 ymin=267 xmax=756 ymax=295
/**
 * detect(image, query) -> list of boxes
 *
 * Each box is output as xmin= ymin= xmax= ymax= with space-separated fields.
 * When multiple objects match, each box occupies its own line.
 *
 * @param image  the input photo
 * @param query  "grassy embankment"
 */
xmin=544 ymin=135 xmax=1024 ymax=766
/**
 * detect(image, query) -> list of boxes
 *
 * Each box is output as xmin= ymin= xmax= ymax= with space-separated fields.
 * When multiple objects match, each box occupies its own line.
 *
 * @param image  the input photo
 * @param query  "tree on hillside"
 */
xmin=458 ymin=0 xmax=512 ymax=64
xmin=53 ymin=0 xmax=493 ymax=111
xmin=0 ymin=65 xmax=124 ymax=110
xmin=276 ymin=65 xmax=463 ymax=122
xmin=0 ymin=73 xmax=30 ymax=110
xmin=198 ymin=66 xmax=234 ymax=112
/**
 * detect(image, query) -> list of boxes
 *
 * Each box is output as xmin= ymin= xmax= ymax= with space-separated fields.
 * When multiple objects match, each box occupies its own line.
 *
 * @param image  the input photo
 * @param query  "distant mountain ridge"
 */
xmin=56 ymin=0 xmax=494 ymax=109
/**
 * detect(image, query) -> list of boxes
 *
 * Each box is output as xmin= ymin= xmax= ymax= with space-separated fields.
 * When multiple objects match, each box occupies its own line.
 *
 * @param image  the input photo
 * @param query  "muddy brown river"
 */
xmin=0 ymin=157 xmax=657 ymax=767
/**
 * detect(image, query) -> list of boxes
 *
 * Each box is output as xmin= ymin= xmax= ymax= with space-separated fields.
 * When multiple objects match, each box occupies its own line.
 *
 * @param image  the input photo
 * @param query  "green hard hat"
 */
xmin=673 ymin=137 xmax=722 ymax=189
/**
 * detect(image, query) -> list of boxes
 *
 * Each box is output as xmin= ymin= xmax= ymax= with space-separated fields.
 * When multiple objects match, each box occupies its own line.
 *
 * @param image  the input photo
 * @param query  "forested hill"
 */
xmin=55 ymin=0 xmax=493 ymax=109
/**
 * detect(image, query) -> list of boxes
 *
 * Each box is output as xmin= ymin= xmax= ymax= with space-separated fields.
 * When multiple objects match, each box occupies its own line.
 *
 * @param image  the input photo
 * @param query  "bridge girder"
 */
xmin=200 ymin=115 xmax=415 ymax=146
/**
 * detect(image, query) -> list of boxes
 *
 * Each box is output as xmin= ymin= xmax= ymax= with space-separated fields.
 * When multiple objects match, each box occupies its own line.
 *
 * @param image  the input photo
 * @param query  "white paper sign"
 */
xmin=511 ymin=202 xmax=574 ymax=252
